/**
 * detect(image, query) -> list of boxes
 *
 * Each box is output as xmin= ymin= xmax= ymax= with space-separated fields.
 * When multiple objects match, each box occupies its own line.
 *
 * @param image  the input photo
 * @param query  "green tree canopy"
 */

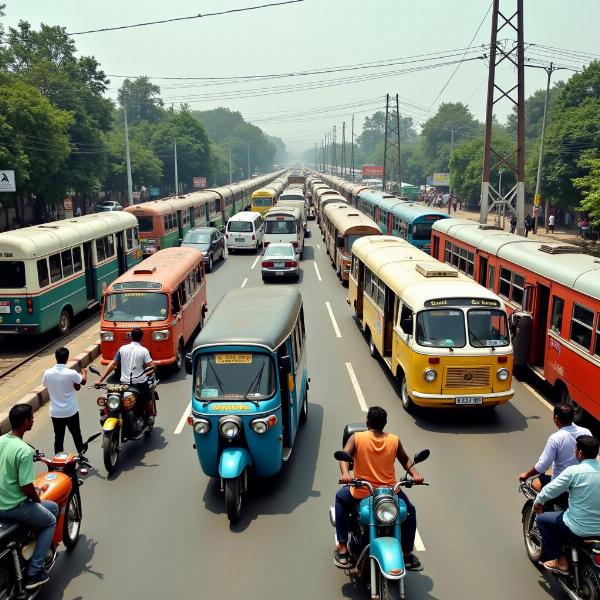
xmin=573 ymin=158 xmax=600 ymax=225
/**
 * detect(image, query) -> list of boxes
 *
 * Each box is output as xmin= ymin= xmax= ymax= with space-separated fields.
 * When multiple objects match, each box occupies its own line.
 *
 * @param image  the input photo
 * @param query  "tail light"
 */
xmin=284 ymin=261 xmax=297 ymax=268
xmin=594 ymin=554 xmax=600 ymax=567
xmin=263 ymin=241 xmax=269 ymax=248
xmin=26 ymin=297 xmax=33 ymax=315
xmin=262 ymin=261 xmax=274 ymax=268
xmin=292 ymin=241 xmax=298 ymax=247
xmin=252 ymin=234 xmax=255 ymax=241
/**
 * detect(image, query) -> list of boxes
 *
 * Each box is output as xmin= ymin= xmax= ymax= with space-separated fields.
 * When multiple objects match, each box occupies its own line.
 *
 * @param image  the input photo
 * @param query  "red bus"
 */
xmin=431 ymin=218 xmax=600 ymax=425
xmin=100 ymin=247 xmax=208 ymax=371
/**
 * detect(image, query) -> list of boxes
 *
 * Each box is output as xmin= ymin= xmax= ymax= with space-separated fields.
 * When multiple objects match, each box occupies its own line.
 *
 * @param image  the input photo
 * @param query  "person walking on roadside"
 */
xmin=524 ymin=213 xmax=533 ymax=237
xmin=510 ymin=214 xmax=517 ymax=234
xmin=581 ymin=218 xmax=590 ymax=240
xmin=42 ymin=347 xmax=87 ymax=455
xmin=548 ymin=213 xmax=556 ymax=234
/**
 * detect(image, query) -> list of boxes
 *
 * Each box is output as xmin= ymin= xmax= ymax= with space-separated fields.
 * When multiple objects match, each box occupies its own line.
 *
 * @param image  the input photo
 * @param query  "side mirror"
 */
xmin=185 ymin=353 xmax=193 ymax=375
xmin=334 ymin=450 xmax=353 ymax=463
xmin=401 ymin=316 xmax=413 ymax=335
xmin=413 ymin=449 xmax=430 ymax=465
xmin=88 ymin=365 xmax=100 ymax=376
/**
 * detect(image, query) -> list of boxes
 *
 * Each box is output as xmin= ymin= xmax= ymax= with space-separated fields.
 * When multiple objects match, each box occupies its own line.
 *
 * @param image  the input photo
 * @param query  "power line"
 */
xmin=67 ymin=1 xmax=305 ymax=35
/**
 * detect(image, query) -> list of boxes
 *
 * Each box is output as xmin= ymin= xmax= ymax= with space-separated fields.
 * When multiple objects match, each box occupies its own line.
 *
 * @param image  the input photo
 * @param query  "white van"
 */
xmin=226 ymin=211 xmax=264 ymax=253
xmin=263 ymin=207 xmax=305 ymax=257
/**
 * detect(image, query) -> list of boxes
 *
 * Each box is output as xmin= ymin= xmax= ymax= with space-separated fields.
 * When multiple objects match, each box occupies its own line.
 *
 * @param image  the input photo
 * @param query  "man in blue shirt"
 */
xmin=535 ymin=435 xmax=600 ymax=574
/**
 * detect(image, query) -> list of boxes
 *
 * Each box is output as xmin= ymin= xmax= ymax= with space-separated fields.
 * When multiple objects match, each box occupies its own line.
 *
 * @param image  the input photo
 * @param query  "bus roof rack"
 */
xmin=539 ymin=243 xmax=581 ymax=255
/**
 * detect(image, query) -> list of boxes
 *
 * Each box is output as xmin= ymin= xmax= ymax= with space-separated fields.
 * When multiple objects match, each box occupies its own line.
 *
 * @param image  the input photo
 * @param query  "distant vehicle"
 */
xmin=181 ymin=227 xmax=225 ymax=272
xmin=261 ymin=242 xmax=299 ymax=281
xmin=263 ymin=206 xmax=304 ymax=256
xmin=96 ymin=200 xmax=123 ymax=212
xmin=225 ymin=212 xmax=264 ymax=253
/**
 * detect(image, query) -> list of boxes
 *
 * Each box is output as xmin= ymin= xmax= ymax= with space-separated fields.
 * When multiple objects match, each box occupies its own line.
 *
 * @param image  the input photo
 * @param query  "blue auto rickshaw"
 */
xmin=186 ymin=287 xmax=309 ymax=523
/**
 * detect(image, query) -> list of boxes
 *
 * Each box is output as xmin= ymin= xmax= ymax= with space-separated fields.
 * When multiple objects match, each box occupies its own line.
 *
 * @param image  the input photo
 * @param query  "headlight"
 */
xmin=374 ymin=496 xmax=399 ymax=524
xmin=152 ymin=330 xmax=170 ymax=341
xmin=100 ymin=331 xmax=114 ymax=342
xmin=250 ymin=415 xmax=277 ymax=435
xmin=219 ymin=416 xmax=241 ymax=439
xmin=497 ymin=368 xmax=510 ymax=381
xmin=107 ymin=394 xmax=121 ymax=410
xmin=193 ymin=419 xmax=210 ymax=434
xmin=423 ymin=368 xmax=437 ymax=382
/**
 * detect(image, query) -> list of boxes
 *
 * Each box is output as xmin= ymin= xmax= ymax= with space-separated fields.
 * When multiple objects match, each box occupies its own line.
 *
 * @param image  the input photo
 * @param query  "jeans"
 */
xmin=52 ymin=411 xmax=84 ymax=454
xmin=0 ymin=500 xmax=58 ymax=576
xmin=536 ymin=510 xmax=580 ymax=560
xmin=335 ymin=487 xmax=417 ymax=554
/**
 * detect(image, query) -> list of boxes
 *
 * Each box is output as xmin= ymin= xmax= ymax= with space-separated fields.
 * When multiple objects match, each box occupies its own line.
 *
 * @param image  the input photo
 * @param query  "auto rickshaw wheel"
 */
xmin=225 ymin=476 xmax=243 ymax=524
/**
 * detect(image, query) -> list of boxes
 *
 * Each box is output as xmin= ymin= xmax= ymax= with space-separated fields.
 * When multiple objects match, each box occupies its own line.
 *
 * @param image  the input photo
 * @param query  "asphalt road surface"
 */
xmin=20 ymin=222 xmax=568 ymax=600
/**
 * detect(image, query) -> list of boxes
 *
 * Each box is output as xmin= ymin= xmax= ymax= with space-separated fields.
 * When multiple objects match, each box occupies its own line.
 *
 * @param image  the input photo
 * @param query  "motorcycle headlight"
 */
xmin=193 ymin=419 xmax=210 ymax=435
xmin=219 ymin=416 xmax=241 ymax=439
xmin=423 ymin=368 xmax=437 ymax=382
xmin=374 ymin=496 xmax=399 ymax=524
xmin=100 ymin=331 xmax=114 ymax=342
xmin=497 ymin=368 xmax=509 ymax=381
xmin=152 ymin=330 xmax=170 ymax=341
xmin=107 ymin=394 xmax=121 ymax=410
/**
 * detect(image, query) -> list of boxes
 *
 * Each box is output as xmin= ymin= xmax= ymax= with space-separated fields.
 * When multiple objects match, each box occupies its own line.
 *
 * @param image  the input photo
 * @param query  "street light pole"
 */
xmin=123 ymin=106 xmax=133 ymax=206
xmin=448 ymin=128 xmax=457 ymax=215
xmin=174 ymin=139 xmax=179 ymax=196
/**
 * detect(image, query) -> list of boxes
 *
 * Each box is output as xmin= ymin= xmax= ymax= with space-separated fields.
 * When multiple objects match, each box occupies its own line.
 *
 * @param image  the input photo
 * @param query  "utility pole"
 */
xmin=383 ymin=94 xmax=402 ymax=196
xmin=480 ymin=0 xmax=525 ymax=234
xmin=350 ymin=114 xmax=355 ymax=182
xmin=228 ymin=145 xmax=232 ymax=185
xmin=174 ymin=138 xmax=180 ymax=196
xmin=123 ymin=106 xmax=133 ymax=206
xmin=247 ymin=142 xmax=251 ymax=179
xmin=332 ymin=126 xmax=337 ymax=177
xmin=447 ymin=128 xmax=457 ymax=214
xmin=341 ymin=121 xmax=347 ymax=179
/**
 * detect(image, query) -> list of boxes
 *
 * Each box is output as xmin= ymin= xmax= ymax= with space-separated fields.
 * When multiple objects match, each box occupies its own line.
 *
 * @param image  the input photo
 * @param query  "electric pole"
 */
xmin=447 ymin=127 xmax=460 ymax=214
xmin=351 ymin=114 xmax=355 ymax=183
xmin=174 ymin=138 xmax=180 ymax=196
xmin=247 ymin=142 xmax=251 ymax=179
xmin=228 ymin=145 xmax=232 ymax=185
xmin=123 ymin=106 xmax=133 ymax=206
xmin=332 ymin=126 xmax=337 ymax=177
xmin=383 ymin=94 xmax=402 ymax=196
xmin=341 ymin=121 xmax=347 ymax=179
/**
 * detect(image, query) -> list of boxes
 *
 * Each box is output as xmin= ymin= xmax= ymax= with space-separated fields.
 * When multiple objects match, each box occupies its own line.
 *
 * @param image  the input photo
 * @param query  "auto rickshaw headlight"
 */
xmin=107 ymin=394 xmax=121 ymax=410
xmin=423 ymin=368 xmax=437 ymax=382
xmin=152 ymin=330 xmax=170 ymax=341
xmin=496 ymin=368 xmax=509 ymax=381
xmin=193 ymin=419 xmax=210 ymax=435
xmin=374 ymin=496 xmax=399 ymax=524
xmin=100 ymin=331 xmax=114 ymax=342
xmin=219 ymin=416 xmax=241 ymax=439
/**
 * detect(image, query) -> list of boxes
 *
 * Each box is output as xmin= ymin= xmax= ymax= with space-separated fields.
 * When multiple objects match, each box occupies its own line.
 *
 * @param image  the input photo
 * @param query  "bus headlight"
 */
xmin=100 ymin=331 xmax=114 ymax=342
xmin=152 ymin=330 xmax=170 ymax=341
xmin=497 ymin=368 xmax=510 ymax=381
xmin=193 ymin=419 xmax=210 ymax=435
xmin=423 ymin=369 xmax=437 ymax=382
xmin=374 ymin=496 xmax=399 ymax=524
xmin=219 ymin=416 xmax=241 ymax=439
xmin=107 ymin=394 xmax=121 ymax=410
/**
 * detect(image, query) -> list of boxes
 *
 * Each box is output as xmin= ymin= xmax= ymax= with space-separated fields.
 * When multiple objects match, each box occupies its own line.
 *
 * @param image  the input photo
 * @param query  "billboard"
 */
xmin=0 ymin=170 xmax=16 ymax=192
xmin=193 ymin=176 xmax=207 ymax=189
xmin=362 ymin=165 xmax=384 ymax=178
xmin=432 ymin=172 xmax=450 ymax=187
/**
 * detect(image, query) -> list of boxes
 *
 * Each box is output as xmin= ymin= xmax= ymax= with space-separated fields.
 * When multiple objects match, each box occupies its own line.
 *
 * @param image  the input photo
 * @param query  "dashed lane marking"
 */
xmin=174 ymin=402 xmax=191 ymax=435
xmin=414 ymin=529 xmax=426 ymax=552
xmin=241 ymin=278 xmax=248 ymax=288
xmin=345 ymin=362 xmax=367 ymax=412
xmin=251 ymin=255 xmax=261 ymax=270
xmin=313 ymin=262 xmax=322 ymax=282
xmin=326 ymin=301 xmax=341 ymax=338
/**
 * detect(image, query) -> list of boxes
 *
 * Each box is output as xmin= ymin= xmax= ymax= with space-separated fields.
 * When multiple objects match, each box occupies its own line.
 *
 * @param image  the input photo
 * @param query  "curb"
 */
xmin=0 ymin=344 xmax=101 ymax=435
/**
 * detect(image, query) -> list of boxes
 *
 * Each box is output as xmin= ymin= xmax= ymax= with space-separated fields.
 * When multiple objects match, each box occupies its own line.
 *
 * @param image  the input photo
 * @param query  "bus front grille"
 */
xmin=444 ymin=367 xmax=490 ymax=388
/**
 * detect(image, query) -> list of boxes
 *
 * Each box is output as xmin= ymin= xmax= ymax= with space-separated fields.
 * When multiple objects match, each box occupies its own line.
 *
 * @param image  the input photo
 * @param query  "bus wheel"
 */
xmin=400 ymin=376 xmax=416 ymax=414
xmin=367 ymin=331 xmax=378 ymax=358
xmin=173 ymin=342 xmax=184 ymax=372
xmin=561 ymin=387 xmax=586 ymax=424
xmin=58 ymin=309 xmax=71 ymax=335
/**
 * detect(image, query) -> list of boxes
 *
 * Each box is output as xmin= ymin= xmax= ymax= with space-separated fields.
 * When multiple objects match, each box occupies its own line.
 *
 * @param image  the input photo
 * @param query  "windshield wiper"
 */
xmin=202 ymin=360 xmax=228 ymax=406
xmin=469 ymin=330 xmax=495 ymax=350
xmin=242 ymin=368 xmax=264 ymax=407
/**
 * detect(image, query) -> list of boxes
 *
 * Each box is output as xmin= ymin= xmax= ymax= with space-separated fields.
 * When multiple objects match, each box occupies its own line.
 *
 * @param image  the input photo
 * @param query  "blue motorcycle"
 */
xmin=330 ymin=439 xmax=429 ymax=600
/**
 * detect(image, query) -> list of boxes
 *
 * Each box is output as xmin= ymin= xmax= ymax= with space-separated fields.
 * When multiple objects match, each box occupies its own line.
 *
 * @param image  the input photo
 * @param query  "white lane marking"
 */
xmin=345 ymin=362 xmax=367 ymax=412
xmin=326 ymin=301 xmax=341 ymax=338
xmin=174 ymin=401 xmax=191 ymax=435
xmin=414 ymin=529 xmax=426 ymax=552
xmin=241 ymin=278 xmax=248 ymax=288
xmin=313 ymin=262 xmax=322 ymax=282
xmin=251 ymin=254 xmax=261 ymax=270
xmin=317 ymin=244 xmax=321 ymax=250
xmin=522 ymin=382 xmax=553 ymax=412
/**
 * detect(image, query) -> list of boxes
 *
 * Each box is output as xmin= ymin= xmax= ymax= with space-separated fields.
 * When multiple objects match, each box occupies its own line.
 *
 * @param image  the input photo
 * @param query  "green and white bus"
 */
xmin=0 ymin=212 xmax=142 ymax=335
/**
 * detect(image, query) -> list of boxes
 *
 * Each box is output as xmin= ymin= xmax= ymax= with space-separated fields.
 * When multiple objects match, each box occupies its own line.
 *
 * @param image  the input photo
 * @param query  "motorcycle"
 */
xmin=329 ymin=424 xmax=430 ymax=600
xmin=520 ymin=479 xmax=600 ymax=600
xmin=88 ymin=364 xmax=159 ymax=474
xmin=0 ymin=434 xmax=98 ymax=599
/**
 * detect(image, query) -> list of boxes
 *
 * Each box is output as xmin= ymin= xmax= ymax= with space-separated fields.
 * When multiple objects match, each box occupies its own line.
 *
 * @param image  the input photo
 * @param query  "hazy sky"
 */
xmin=5 ymin=1 xmax=600 ymax=156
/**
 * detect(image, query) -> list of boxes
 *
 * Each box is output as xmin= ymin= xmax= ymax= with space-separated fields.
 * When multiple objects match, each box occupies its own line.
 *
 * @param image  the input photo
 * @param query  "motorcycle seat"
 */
xmin=0 ymin=519 xmax=28 ymax=545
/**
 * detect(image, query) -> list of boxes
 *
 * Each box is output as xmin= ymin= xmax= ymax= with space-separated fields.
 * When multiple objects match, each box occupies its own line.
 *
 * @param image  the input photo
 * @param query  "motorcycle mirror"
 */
xmin=413 ymin=449 xmax=430 ymax=464
xmin=88 ymin=365 xmax=100 ymax=376
xmin=334 ymin=450 xmax=352 ymax=462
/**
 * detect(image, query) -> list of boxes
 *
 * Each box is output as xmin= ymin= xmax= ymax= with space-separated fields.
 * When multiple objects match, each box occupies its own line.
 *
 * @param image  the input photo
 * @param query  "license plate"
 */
xmin=0 ymin=303 xmax=10 ymax=314
xmin=235 ymin=238 xmax=245 ymax=242
xmin=274 ymin=262 xmax=284 ymax=268
xmin=455 ymin=396 xmax=483 ymax=405
xmin=275 ymin=271 xmax=284 ymax=276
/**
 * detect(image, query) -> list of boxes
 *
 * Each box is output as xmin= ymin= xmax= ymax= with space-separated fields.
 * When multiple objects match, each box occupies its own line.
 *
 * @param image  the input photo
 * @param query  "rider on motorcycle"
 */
xmin=334 ymin=406 xmax=424 ymax=571
xmin=534 ymin=435 xmax=600 ymax=574
xmin=0 ymin=404 xmax=59 ymax=590
xmin=96 ymin=328 xmax=156 ymax=423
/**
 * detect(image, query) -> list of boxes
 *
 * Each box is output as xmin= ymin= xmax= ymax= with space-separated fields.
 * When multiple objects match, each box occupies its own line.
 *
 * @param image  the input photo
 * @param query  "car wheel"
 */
xmin=207 ymin=255 xmax=213 ymax=273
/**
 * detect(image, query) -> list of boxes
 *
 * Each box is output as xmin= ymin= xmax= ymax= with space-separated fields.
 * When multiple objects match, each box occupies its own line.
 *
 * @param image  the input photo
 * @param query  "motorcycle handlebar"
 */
xmin=338 ymin=479 xmax=429 ymax=493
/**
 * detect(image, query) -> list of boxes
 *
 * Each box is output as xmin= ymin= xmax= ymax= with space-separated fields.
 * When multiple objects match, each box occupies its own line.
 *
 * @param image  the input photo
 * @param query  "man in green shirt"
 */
xmin=0 ymin=404 xmax=58 ymax=590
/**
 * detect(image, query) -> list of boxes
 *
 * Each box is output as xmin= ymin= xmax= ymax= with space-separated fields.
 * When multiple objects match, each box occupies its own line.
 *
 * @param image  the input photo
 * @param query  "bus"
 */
xmin=322 ymin=204 xmax=381 ymax=283
xmin=100 ymin=247 xmax=207 ymax=371
xmin=432 ymin=217 xmax=600 ymax=425
xmin=263 ymin=206 xmax=305 ymax=256
xmin=349 ymin=235 xmax=514 ymax=412
xmin=0 ymin=212 xmax=141 ymax=335
xmin=250 ymin=175 xmax=287 ymax=215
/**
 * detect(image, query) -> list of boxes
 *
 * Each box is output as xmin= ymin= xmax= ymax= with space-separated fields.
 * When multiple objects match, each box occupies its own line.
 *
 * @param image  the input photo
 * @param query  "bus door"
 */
xmin=383 ymin=288 xmax=395 ymax=356
xmin=83 ymin=242 xmax=96 ymax=303
xmin=277 ymin=344 xmax=292 ymax=449
xmin=534 ymin=283 xmax=550 ymax=367
xmin=478 ymin=255 xmax=488 ymax=287
xmin=204 ymin=202 xmax=210 ymax=224
xmin=115 ymin=232 xmax=127 ymax=274
xmin=356 ymin=260 xmax=364 ymax=319
xmin=176 ymin=210 xmax=184 ymax=243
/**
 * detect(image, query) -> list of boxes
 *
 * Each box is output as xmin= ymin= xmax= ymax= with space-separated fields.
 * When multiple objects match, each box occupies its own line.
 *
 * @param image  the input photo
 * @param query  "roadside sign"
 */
xmin=193 ymin=177 xmax=207 ymax=189
xmin=0 ymin=170 xmax=16 ymax=192
xmin=432 ymin=173 xmax=450 ymax=186
xmin=362 ymin=166 xmax=383 ymax=177
xmin=149 ymin=186 xmax=160 ymax=198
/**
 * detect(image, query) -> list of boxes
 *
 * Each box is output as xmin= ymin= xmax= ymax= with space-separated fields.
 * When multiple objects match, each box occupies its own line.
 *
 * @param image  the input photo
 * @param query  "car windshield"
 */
xmin=253 ymin=197 xmax=272 ymax=207
xmin=194 ymin=352 xmax=275 ymax=401
xmin=103 ymin=292 xmax=168 ymax=322
xmin=184 ymin=231 xmax=210 ymax=244
xmin=265 ymin=244 xmax=294 ymax=258
xmin=228 ymin=221 xmax=253 ymax=233
xmin=412 ymin=223 xmax=433 ymax=241
xmin=265 ymin=219 xmax=295 ymax=234
xmin=0 ymin=261 xmax=25 ymax=288
xmin=137 ymin=217 xmax=153 ymax=232
xmin=467 ymin=309 xmax=510 ymax=347
xmin=416 ymin=309 xmax=466 ymax=348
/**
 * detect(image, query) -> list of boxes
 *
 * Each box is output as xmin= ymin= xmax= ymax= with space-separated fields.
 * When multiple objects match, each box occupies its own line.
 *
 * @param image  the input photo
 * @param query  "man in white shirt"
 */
xmin=42 ymin=347 xmax=87 ymax=454
xmin=548 ymin=213 xmax=556 ymax=233
xmin=96 ymin=328 xmax=156 ymax=422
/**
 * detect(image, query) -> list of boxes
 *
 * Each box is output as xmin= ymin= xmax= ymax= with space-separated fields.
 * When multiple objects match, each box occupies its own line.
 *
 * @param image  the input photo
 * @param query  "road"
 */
xmin=20 ymin=221 xmax=567 ymax=600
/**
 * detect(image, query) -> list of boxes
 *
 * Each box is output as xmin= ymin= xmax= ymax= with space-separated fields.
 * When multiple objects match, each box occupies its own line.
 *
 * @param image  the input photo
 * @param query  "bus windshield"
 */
xmin=253 ymin=197 xmax=272 ymax=207
xmin=265 ymin=219 xmax=295 ymax=234
xmin=467 ymin=309 xmax=510 ymax=347
xmin=194 ymin=352 xmax=275 ymax=401
xmin=103 ymin=292 xmax=168 ymax=322
xmin=416 ymin=309 xmax=466 ymax=348
xmin=136 ymin=217 xmax=154 ymax=233
xmin=412 ymin=223 xmax=433 ymax=241
xmin=0 ymin=261 xmax=25 ymax=288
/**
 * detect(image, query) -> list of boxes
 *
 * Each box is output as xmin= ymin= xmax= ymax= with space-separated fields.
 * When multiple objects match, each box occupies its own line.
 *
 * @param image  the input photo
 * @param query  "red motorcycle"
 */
xmin=0 ymin=433 xmax=99 ymax=599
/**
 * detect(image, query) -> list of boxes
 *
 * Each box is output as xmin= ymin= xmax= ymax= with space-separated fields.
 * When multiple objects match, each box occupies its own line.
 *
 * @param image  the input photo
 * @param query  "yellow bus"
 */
xmin=349 ymin=236 xmax=514 ymax=412
xmin=251 ymin=176 xmax=287 ymax=215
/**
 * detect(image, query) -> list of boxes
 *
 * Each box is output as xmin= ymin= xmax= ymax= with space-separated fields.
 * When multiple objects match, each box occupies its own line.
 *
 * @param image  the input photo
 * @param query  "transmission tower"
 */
xmin=480 ymin=0 xmax=525 ymax=234
xmin=382 ymin=94 xmax=402 ymax=196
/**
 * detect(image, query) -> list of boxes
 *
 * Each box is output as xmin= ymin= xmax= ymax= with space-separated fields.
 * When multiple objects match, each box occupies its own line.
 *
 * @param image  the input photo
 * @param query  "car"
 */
xmin=261 ymin=242 xmax=299 ymax=282
xmin=181 ymin=227 xmax=225 ymax=272
xmin=96 ymin=200 xmax=123 ymax=212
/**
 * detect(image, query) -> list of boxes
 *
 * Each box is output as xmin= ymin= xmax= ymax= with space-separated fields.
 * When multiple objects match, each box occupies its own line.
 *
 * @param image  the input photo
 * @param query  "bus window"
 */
xmin=179 ymin=283 xmax=187 ymax=307
xmin=73 ymin=247 xmax=82 ymax=272
xmin=550 ymin=296 xmax=564 ymax=333
xmin=96 ymin=238 xmax=106 ymax=262
xmin=61 ymin=250 xmax=73 ymax=277
xmin=512 ymin=273 xmax=525 ymax=306
xmin=37 ymin=259 xmax=49 ymax=288
xmin=137 ymin=217 xmax=153 ymax=233
xmin=0 ymin=261 xmax=25 ymax=288
xmin=595 ymin=317 xmax=600 ymax=357
xmin=570 ymin=304 xmax=594 ymax=350
xmin=172 ymin=289 xmax=181 ymax=315
xmin=49 ymin=253 xmax=62 ymax=283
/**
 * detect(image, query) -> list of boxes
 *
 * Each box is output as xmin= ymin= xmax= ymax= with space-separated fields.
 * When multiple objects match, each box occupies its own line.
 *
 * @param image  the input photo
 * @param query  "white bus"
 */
xmin=263 ymin=207 xmax=305 ymax=257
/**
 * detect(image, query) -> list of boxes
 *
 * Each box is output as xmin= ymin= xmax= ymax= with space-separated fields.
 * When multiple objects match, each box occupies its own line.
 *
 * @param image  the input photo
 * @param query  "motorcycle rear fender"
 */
xmin=370 ymin=537 xmax=405 ymax=580
xmin=102 ymin=417 xmax=121 ymax=431
xmin=219 ymin=448 xmax=253 ymax=479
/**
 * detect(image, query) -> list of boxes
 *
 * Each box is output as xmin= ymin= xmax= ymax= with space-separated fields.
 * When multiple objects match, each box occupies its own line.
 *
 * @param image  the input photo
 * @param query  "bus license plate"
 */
xmin=455 ymin=396 xmax=483 ymax=405
xmin=0 ymin=302 xmax=10 ymax=314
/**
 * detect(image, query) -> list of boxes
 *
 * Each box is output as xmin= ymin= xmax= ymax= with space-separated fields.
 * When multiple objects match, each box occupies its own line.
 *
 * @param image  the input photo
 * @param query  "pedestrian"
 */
xmin=581 ymin=218 xmax=590 ymax=240
xmin=524 ymin=213 xmax=533 ymax=237
xmin=42 ymin=347 xmax=87 ymax=455
xmin=510 ymin=214 xmax=517 ymax=234
xmin=548 ymin=214 xmax=555 ymax=234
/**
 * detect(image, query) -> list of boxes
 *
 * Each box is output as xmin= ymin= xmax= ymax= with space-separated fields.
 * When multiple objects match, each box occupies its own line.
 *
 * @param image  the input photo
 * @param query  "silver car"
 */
xmin=261 ymin=243 xmax=299 ymax=282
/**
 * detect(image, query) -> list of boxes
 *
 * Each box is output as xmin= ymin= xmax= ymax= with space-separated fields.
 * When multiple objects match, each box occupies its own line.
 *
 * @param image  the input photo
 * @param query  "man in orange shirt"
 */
xmin=334 ymin=406 xmax=424 ymax=571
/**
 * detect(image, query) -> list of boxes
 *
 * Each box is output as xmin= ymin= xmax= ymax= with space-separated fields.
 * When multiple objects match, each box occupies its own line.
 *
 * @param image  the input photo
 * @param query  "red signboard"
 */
xmin=193 ymin=177 xmax=207 ymax=189
xmin=362 ymin=165 xmax=384 ymax=177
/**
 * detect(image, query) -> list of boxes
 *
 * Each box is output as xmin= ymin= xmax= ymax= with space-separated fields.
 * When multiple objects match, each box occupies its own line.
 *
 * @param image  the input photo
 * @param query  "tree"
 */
xmin=573 ymin=158 xmax=600 ymax=226
xmin=118 ymin=77 xmax=164 ymax=124
xmin=356 ymin=111 xmax=417 ymax=161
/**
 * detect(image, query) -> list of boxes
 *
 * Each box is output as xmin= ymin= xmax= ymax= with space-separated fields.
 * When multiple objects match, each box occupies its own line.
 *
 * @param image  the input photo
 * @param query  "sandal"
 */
xmin=405 ymin=553 xmax=423 ymax=572
xmin=541 ymin=559 xmax=568 ymax=574
xmin=334 ymin=549 xmax=351 ymax=568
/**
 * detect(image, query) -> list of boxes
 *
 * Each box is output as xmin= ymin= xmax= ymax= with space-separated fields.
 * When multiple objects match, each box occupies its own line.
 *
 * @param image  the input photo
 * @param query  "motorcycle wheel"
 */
xmin=62 ymin=491 xmax=82 ymax=550
xmin=103 ymin=428 xmax=120 ymax=474
xmin=522 ymin=502 xmax=543 ymax=563
xmin=224 ymin=476 xmax=243 ymax=524
xmin=0 ymin=567 xmax=14 ymax=600
xmin=579 ymin=560 xmax=600 ymax=600
xmin=379 ymin=572 xmax=401 ymax=600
